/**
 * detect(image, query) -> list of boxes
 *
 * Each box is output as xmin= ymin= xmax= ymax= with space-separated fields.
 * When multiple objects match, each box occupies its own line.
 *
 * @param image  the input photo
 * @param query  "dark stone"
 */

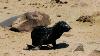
xmin=3 ymin=7 xmax=8 ymax=9
xmin=76 ymin=15 xmax=94 ymax=23
xmin=9 ymin=27 xmax=20 ymax=32
xmin=18 ymin=0 xmax=21 ymax=1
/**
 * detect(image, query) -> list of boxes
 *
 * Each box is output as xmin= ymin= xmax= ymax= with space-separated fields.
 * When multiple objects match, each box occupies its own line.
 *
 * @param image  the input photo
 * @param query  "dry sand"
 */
xmin=0 ymin=0 xmax=100 ymax=56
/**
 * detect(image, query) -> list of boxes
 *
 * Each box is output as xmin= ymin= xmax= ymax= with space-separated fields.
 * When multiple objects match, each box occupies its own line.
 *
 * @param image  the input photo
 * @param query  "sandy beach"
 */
xmin=0 ymin=0 xmax=100 ymax=56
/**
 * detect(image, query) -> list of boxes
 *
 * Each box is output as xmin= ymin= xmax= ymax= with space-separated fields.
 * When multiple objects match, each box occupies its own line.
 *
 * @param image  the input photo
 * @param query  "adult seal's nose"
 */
xmin=70 ymin=27 xmax=72 ymax=29
xmin=68 ymin=26 xmax=72 ymax=29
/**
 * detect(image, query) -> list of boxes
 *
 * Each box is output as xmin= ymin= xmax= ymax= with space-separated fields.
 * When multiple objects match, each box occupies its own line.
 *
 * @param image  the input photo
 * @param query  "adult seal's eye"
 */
xmin=65 ymin=25 xmax=68 ymax=27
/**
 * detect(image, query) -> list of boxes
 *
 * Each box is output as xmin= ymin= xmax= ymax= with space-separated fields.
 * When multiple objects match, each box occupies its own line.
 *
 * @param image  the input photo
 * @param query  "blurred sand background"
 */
xmin=0 ymin=0 xmax=100 ymax=56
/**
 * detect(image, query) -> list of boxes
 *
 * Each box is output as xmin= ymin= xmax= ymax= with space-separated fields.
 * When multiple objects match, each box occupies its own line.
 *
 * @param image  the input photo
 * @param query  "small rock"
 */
xmin=51 ymin=0 xmax=60 ymax=3
xmin=51 ymin=0 xmax=68 ymax=4
xmin=74 ymin=43 xmax=84 ymax=51
xmin=7 ymin=12 xmax=11 ymax=14
xmin=57 ymin=15 xmax=61 ymax=17
xmin=3 ymin=7 xmax=8 ymax=9
xmin=36 ymin=7 xmax=39 ymax=8
xmin=89 ymin=25 xmax=93 ymax=26
xmin=64 ymin=1 xmax=68 ymax=4
xmin=18 ymin=0 xmax=21 ymax=1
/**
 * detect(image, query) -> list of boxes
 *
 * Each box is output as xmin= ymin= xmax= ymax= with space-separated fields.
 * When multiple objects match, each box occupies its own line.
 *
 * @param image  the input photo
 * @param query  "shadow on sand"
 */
xmin=40 ymin=43 xmax=69 ymax=50
xmin=24 ymin=43 xmax=69 ymax=50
